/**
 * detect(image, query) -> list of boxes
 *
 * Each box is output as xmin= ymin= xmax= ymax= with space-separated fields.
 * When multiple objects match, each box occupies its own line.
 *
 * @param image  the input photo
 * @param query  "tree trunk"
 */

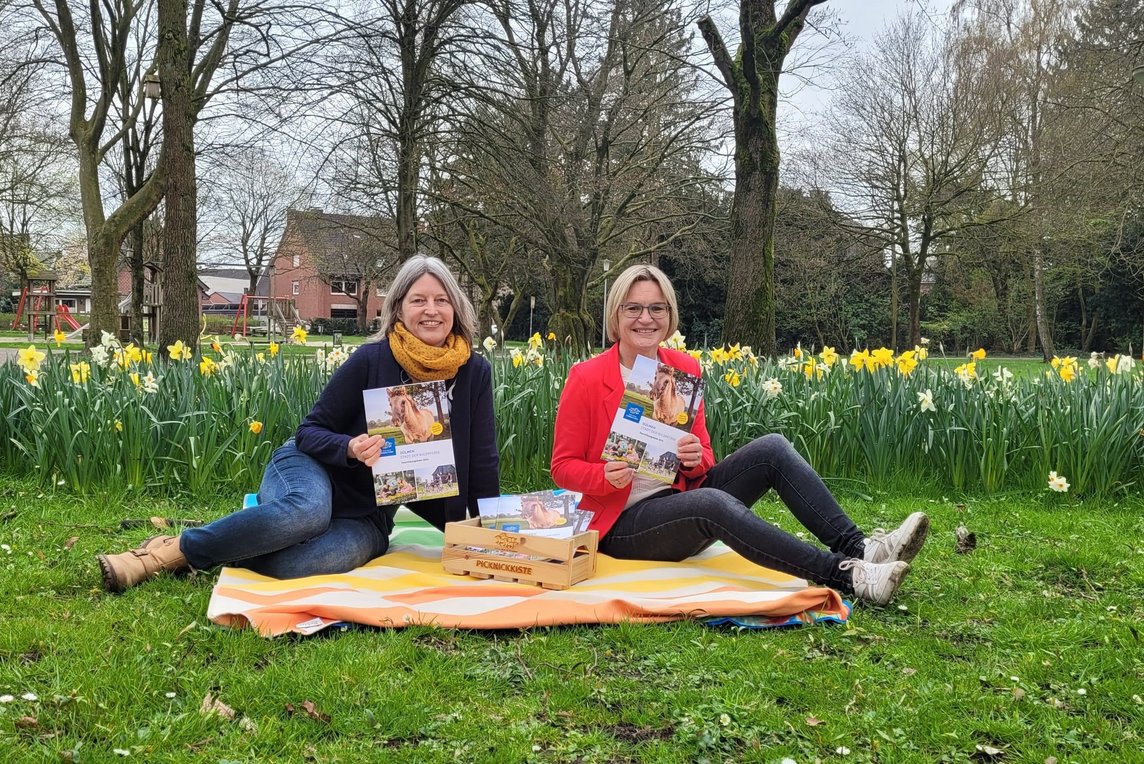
xmin=1032 ymin=243 xmax=1055 ymax=361
xmin=130 ymin=224 xmax=146 ymax=344
xmin=722 ymin=105 xmax=778 ymax=354
xmin=156 ymin=0 xmax=201 ymax=351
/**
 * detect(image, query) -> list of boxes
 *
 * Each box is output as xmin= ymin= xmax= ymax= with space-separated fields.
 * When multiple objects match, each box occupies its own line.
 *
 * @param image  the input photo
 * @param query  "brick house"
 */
xmin=264 ymin=209 xmax=397 ymax=328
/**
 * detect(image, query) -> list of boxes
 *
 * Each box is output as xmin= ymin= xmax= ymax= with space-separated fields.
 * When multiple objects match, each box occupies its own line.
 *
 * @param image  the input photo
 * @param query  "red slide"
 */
xmin=55 ymin=304 xmax=82 ymax=331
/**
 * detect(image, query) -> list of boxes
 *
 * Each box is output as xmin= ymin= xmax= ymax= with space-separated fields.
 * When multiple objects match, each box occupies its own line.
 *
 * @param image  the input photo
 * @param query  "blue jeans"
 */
xmin=180 ymin=440 xmax=391 ymax=578
xmin=599 ymin=434 xmax=867 ymax=592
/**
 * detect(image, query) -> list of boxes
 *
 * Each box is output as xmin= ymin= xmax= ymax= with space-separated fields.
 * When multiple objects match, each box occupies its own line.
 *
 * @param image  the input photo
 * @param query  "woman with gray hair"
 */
xmin=97 ymin=256 xmax=499 ymax=592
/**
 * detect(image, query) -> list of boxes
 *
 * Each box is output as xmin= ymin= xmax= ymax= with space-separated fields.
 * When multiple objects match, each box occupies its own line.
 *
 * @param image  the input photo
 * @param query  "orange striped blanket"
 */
xmin=207 ymin=515 xmax=849 ymax=636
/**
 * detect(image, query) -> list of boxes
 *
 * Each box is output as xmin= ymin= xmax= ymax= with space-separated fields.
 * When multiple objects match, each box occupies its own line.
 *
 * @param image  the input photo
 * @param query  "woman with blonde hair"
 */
xmin=98 ymin=256 xmax=499 ymax=591
xmin=551 ymin=263 xmax=927 ymax=605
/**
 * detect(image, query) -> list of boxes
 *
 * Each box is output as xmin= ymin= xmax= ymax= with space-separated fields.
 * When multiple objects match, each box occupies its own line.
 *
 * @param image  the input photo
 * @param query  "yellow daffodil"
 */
xmin=1058 ymin=361 xmax=1077 ymax=382
xmin=25 ymin=369 xmax=39 ymax=387
xmin=256 ymin=352 xmax=265 ymax=363
xmin=687 ymin=349 xmax=703 ymax=360
xmin=710 ymin=346 xmax=730 ymax=364
xmin=802 ymin=360 xmax=824 ymax=380
xmin=723 ymin=369 xmax=741 ymax=387
xmin=130 ymin=371 xmax=141 ymax=388
xmin=70 ymin=361 xmax=91 ymax=384
xmin=16 ymin=345 xmax=45 ymax=373
xmin=849 ymin=349 xmax=871 ymax=372
xmin=510 ymin=349 xmax=524 ymax=368
xmin=896 ymin=350 xmax=918 ymax=377
xmin=546 ymin=332 xmax=556 ymax=341
xmin=142 ymin=350 xmax=152 ymax=363
xmin=291 ymin=326 xmax=308 ymax=344
xmin=914 ymin=345 xmax=928 ymax=361
xmin=792 ymin=346 xmax=803 ymax=359
xmin=727 ymin=343 xmax=743 ymax=361
xmin=199 ymin=356 xmax=218 ymax=376
xmin=268 ymin=341 xmax=280 ymax=357
xmin=210 ymin=336 xmax=222 ymax=353
xmin=971 ymin=348 xmax=987 ymax=361
xmin=114 ymin=420 xmax=123 ymax=433
xmin=53 ymin=328 xmax=65 ymax=346
xmin=871 ymin=347 xmax=895 ymax=369
xmin=820 ymin=346 xmax=839 ymax=367
xmin=249 ymin=421 xmax=263 ymax=435
xmin=528 ymin=332 xmax=542 ymax=351
xmin=167 ymin=340 xmax=192 ymax=361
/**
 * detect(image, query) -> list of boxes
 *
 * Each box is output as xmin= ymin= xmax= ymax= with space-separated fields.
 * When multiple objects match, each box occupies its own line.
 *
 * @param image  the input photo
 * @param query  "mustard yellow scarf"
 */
xmin=388 ymin=321 xmax=471 ymax=382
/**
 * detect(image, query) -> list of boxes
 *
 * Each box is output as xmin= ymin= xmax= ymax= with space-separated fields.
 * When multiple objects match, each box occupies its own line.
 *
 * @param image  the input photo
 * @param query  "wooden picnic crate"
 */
xmin=442 ymin=517 xmax=599 ymax=590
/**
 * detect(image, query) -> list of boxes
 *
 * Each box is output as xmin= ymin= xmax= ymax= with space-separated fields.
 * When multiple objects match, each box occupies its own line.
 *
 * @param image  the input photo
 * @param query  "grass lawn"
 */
xmin=0 ymin=477 xmax=1141 ymax=762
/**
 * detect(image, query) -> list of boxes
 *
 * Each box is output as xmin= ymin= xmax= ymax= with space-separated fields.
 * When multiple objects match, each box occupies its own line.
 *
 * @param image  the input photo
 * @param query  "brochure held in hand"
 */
xmin=601 ymin=354 xmax=703 ymax=483
xmin=362 ymin=381 xmax=458 ymax=506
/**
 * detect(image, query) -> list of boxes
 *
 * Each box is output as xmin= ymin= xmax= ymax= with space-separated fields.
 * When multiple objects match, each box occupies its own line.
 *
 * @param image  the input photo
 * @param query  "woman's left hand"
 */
xmin=676 ymin=433 xmax=702 ymax=469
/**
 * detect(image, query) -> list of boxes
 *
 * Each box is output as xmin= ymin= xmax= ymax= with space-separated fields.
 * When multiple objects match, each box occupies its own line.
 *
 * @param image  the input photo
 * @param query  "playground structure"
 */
xmin=229 ymin=295 xmax=300 ymax=340
xmin=10 ymin=273 xmax=86 ymax=341
xmin=11 ymin=267 xmax=163 ymax=343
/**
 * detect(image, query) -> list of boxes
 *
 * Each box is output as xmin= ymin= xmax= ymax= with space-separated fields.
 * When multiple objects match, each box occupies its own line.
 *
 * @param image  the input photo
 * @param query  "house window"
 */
xmin=376 ymin=287 xmax=386 ymax=298
xmin=292 ymin=254 xmax=300 ymax=268
xmin=331 ymin=280 xmax=358 ymax=296
xmin=291 ymin=281 xmax=300 ymax=295
xmin=330 ymin=308 xmax=357 ymax=320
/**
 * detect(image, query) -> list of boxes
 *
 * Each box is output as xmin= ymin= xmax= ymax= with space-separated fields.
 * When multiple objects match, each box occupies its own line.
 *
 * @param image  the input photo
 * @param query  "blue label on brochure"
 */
xmin=379 ymin=437 xmax=397 ymax=457
xmin=501 ymin=523 xmax=521 ymax=533
xmin=623 ymin=403 xmax=645 ymax=423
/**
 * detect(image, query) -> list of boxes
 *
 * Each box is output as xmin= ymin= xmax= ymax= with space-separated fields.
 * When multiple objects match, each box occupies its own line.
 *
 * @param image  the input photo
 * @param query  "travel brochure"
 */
xmin=477 ymin=489 xmax=592 ymax=539
xmin=363 ymin=381 xmax=459 ymax=506
xmin=601 ymin=355 xmax=703 ymax=483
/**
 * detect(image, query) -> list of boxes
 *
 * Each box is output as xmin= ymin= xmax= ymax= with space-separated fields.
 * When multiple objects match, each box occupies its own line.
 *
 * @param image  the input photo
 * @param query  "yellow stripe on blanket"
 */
xmin=207 ymin=541 xmax=847 ymax=636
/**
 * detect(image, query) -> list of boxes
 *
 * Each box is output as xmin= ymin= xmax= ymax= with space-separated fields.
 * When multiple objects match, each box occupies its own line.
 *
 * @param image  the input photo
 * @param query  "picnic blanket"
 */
xmin=207 ymin=509 xmax=850 ymax=636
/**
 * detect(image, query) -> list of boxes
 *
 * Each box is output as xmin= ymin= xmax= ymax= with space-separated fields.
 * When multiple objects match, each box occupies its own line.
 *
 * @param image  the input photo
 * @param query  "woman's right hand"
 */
xmin=348 ymin=434 xmax=384 ymax=466
xmin=604 ymin=460 xmax=634 ymax=489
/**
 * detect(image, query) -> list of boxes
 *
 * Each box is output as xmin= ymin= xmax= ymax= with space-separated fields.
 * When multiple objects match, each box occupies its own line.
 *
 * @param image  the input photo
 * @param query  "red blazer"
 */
xmin=551 ymin=344 xmax=716 ymax=540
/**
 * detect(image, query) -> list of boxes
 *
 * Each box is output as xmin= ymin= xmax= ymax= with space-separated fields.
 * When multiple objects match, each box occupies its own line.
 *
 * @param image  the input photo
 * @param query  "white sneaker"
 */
xmin=839 ymin=559 xmax=910 ymax=606
xmin=863 ymin=511 xmax=929 ymax=564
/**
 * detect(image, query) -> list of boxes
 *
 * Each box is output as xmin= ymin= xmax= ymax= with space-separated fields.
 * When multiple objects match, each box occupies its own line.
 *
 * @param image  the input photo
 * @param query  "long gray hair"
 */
xmin=370 ymin=256 xmax=478 ymax=345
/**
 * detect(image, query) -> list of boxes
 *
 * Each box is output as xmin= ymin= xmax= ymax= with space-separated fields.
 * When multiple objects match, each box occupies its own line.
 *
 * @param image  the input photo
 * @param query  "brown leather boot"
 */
xmin=97 ymin=535 xmax=190 ymax=593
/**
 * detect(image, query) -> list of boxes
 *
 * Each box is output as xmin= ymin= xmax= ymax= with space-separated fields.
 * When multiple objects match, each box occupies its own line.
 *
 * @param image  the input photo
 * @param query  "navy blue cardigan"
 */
xmin=294 ymin=340 xmax=499 ymax=530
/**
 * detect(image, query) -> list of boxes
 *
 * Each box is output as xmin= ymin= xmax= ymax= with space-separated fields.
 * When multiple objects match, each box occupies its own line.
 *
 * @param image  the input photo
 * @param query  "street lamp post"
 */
xmin=529 ymin=295 xmax=535 ymax=337
xmin=600 ymin=259 xmax=611 ymax=349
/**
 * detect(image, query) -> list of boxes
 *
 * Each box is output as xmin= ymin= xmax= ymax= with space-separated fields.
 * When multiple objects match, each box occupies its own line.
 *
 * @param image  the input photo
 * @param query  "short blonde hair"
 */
xmin=605 ymin=263 xmax=679 ymax=343
xmin=371 ymin=256 xmax=477 ymax=345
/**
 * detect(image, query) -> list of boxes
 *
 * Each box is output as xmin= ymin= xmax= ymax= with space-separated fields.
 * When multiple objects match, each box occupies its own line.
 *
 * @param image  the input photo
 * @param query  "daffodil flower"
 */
xmin=528 ymin=332 xmax=542 ymax=351
xmin=25 ymin=369 xmax=40 ymax=387
xmin=723 ymin=369 xmax=741 ymax=387
xmin=167 ymin=340 xmax=192 ymax=361
xmin=762 ymin=377 xmax=782 ymax=398
xmin=199 ymin=356 xmax=218 ymax=376
xmin=53 ymin=329 xmax=65 ymax=346
xmin=16 ymin=345 xmax=45 ymax=373
xmin=482 ymin=336 xmax=497 ymax=353
xmin=820 ymin=346 xmax=839 ymax=367
xmin=1047 ymin=471 xmax=1070 ymax=493
xmin=546 ymin=332 xmax=556 ymax=341
xmin=268 ymin=342 xmax=280 ymax=357
xmin=971 ymin=348 xmax=987 ymax=361
xmin=917 ymin=389 xmax=936 ymax=413
xmin=70 ymin=361 xmax=91 ymax=384
xmin=291 ymin=326 xmax=308 ymax=344
xmin=896 ymin=350 xmax=918 ymax=377
xmin=871 ymin=347 xmax=895 ymax=368
xmin=249 ymin=421 xmax=263 ymax=435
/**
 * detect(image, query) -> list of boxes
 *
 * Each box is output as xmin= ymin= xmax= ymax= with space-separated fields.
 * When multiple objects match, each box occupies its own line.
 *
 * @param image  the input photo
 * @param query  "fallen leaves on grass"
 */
xmin=200 ymin=692 xmax=235 ymax=720
xmin=285 ymin=699 xmax=330 ymax=724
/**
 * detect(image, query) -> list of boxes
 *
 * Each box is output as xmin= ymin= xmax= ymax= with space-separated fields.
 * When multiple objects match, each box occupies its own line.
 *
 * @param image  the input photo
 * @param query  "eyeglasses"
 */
xmin=619 ymin=302 xmax=670 ymax=319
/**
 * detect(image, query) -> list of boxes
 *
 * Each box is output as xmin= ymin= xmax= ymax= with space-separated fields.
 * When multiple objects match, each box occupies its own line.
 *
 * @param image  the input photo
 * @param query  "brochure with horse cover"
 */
xmin=601 ymin=354 xmax=704 ymax=484
xmin=477 ymin=489 xmax=592 ymax=538
xmin=362 ymin=381 xmax=458 ymax=506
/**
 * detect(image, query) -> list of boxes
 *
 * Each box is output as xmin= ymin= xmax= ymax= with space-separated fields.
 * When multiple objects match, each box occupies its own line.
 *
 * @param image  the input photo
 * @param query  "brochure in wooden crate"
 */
xmin=442 ymin=518 xmax=598 ymax=590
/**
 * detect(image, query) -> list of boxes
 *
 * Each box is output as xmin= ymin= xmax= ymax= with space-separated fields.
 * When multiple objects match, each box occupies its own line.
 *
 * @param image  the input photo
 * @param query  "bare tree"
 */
xmin=812 ymin=11 xmax=1007 ymax=349
xmin=448 ymin=0 xmax=724 ymax=353
xmin=697 ymin=0 xmax=828 ymax=355
xmin=207 ymin=147 xmax=311 ymax=296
